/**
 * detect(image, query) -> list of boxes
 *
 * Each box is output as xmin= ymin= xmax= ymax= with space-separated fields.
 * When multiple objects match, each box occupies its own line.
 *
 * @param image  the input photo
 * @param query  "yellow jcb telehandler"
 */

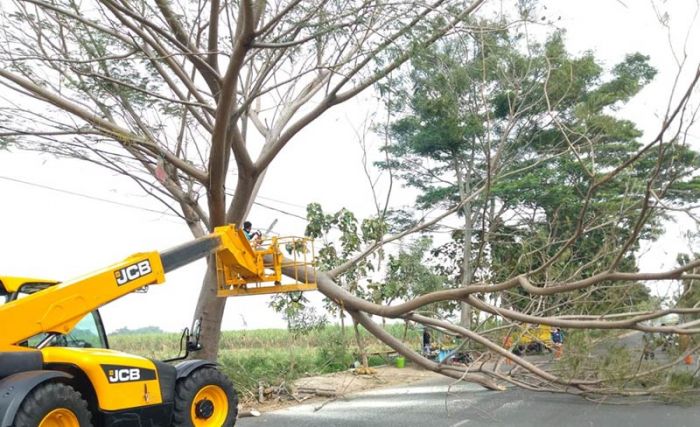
xmin=0 ymin=225 xmax=315 ymax=427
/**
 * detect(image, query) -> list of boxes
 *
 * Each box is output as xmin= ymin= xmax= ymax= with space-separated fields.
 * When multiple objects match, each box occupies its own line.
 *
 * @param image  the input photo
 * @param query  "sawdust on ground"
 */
xmin=241 ymin=365 xmax=440 ymax=414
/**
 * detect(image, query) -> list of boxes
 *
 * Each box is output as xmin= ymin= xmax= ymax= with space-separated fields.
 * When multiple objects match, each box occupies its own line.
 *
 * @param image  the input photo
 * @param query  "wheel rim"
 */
xmin=190 ymin=385 xmax=229 ymax=426
xmin=39 ymin=408 xmax=80 ymax=427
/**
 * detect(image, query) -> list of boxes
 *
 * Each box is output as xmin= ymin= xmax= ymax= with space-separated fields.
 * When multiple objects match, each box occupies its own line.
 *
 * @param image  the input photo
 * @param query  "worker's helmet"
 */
xmin=243 ymin=221 xmax=252 ymax=229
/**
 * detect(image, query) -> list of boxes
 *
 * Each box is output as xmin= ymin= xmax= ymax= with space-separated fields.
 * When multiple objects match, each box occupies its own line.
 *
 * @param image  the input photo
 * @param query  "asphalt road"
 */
xmin=237 ymin=376 xmax=700 ymax=427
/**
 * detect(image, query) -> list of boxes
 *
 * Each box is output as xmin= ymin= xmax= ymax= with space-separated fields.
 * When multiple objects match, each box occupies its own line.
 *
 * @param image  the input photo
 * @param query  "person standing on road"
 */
xmin=660 ymin=323 xmax=676 ymax=352
xmin=422 ymin=328 xmax=432 ymax=355
xmin=551 ymin=328 xmax=563 ymax=358
xmin=642 ymin=331 xmax=657 ymax=360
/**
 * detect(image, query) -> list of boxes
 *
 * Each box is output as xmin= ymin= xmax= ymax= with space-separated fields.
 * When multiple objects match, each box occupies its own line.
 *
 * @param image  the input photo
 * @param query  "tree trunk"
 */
xmin=455 ymin=156 xmax=474 ymax=329
xmin=352 ymin=318 xmax=369 ymax=369
xmin=339 ymin=307 xmax=346 ymax=336
xmin=192 ymin=173 xmax=257 ymax=361
xmin=192 ymin=261 xmax=226 ymax=361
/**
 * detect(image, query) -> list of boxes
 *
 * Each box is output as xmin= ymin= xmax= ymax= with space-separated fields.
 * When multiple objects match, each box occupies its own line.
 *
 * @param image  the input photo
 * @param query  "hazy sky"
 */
xmin=1 ymin=0 xmax=698 ymax=333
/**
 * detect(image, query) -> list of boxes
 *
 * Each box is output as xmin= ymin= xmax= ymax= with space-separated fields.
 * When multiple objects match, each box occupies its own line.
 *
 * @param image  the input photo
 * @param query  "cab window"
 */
xmin=26 ymin=312 xmax=108 ymax=349
xmin=0 ymin=280 xmax=52 ymax=304
xmin=7 ymin=282 xmax=53 ymax=304
xmin=12 ymin=282 xmax=108 ymax=349
xmin=65 ymin=312 xmax=107 ymax=348
xmin=0 ymin=282 xmax=8 ymax=305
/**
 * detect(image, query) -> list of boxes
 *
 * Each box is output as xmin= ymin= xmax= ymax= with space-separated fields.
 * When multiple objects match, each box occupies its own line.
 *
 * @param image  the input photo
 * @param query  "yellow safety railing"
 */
xmin=217 ymin=236 xmax=317 ymax=297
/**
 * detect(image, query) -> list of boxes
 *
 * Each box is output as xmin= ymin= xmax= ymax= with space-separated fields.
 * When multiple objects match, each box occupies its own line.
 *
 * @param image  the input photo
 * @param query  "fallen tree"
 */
xmin=275 ymin=217 xmax=700 ymax=397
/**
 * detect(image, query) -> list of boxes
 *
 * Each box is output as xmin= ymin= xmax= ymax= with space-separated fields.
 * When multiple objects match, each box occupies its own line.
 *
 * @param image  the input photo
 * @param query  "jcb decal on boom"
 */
xmin=115 ymin=260 xmax=152 ymax=286
xmin=101 ymin=364 xmax=157 ymax=383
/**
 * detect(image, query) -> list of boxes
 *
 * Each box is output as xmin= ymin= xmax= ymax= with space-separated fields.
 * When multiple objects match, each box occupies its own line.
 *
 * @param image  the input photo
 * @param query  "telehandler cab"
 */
xmin=0 ymin=225 xmax=315 ymax=427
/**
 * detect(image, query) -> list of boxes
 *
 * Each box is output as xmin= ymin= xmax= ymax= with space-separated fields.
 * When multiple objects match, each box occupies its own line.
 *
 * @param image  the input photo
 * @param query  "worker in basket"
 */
xmin=243 ymin=221 xmax=262 ymax=246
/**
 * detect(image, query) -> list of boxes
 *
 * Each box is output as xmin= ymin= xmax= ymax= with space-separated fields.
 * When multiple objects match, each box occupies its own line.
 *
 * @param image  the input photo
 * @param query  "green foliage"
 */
xmin=675 ymin=252 xmax=700 ymax=320
xmin=377 ymin=21 xmax=700 ymax=317
xmin=219 ymin=347 xmax=319 ymax=394
xmin=373 ymin=236 xmax=452 ymax=314
xmin=551 ymin=330 xmax=588 ymax=381
xmin=269 ymin=294 xmax=328 ymax=335
xmin=305 ymin=203 xmax=373 ymax=274
xmin=315 ymin=330 xmax=355 ymax=372
xmin=305 ymin=204 xmax=451 ymax=314
xmin=598 ymin=345 xmax=633 ymax=385
xmin=665 ymin=372 xmax=700 ymax=404
xmin=304 ymin=202 xmax=382 ymax=294
xmin=361 ymin=217 xmax=389 ymax=242
xmin=550 ymin=330 xmax=700 ymax=401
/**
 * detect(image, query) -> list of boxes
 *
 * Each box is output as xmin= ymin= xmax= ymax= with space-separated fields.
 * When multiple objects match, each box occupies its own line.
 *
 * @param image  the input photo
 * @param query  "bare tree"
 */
xmin=0 ymin=0 xmax=488 ymax=359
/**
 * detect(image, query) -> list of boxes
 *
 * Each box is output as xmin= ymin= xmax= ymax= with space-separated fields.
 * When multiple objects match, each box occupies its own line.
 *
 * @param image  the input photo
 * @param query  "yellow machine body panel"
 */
xmin=517 ymin=324 xmax=553 ymax=346
xmin=217 ymin=235 xmax=317 ymax=297
xmin=41 ymin=347 xmax=164 ymax=411
xmin=216 ymin=227 xmax=265 ymax=279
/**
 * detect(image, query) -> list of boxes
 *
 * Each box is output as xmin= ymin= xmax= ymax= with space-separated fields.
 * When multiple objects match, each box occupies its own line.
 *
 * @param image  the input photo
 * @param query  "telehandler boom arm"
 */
xmin=0 ymin=225 xmax=314 ymax=348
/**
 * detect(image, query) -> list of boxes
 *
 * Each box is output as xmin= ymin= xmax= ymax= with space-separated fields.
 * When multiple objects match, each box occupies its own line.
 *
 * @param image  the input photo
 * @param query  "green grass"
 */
xmin=109 ymin=324 xmax=419 ymax=354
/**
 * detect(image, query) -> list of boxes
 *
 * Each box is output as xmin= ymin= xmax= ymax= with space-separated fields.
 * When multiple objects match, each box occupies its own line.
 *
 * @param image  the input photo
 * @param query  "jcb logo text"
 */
xmin=108 ymin=368 xmax=141 ymax=383
xmin=101 ymin=365 xmax=156 ymax=383
xmin=115 ymin=260 xmax=152 ymax=286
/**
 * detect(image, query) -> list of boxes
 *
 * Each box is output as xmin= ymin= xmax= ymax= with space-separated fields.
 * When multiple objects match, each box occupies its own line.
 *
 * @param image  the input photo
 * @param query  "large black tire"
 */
xmin=172 ymin=367 xmax=238 ymax=427
xmin=14 ymin=382 xmax=92 ymax=427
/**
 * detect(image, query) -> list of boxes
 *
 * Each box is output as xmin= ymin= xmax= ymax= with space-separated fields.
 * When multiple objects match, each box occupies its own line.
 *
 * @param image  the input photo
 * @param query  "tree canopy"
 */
xmin=379 ymin=29 xmax=699 ymax=322
xmin=0 ymin=0 xmax=489 ymax=359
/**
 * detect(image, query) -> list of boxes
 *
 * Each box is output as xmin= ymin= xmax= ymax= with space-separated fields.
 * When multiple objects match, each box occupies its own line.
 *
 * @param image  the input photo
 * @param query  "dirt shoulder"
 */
xmin=240 ymin=365 xmax=441 ymax=414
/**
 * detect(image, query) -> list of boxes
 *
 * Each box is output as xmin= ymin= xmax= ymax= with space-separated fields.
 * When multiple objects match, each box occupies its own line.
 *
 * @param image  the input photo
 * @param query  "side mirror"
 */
xmin=163 ymin=318 xmax=203 ymax=363
xmin=186 ymin=318 xmax=203 ymax=352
